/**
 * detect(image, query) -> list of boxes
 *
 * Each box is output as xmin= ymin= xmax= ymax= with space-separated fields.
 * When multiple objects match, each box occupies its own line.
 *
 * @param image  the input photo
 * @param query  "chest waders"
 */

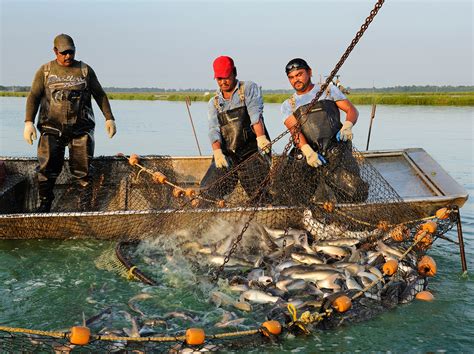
xmin=200 ymin=82 xmax=271 ymax=204
xmin=36 ymin=61 xmax=95 ymax=212
xmin=290 ymin=97 xmax=368 ymax=203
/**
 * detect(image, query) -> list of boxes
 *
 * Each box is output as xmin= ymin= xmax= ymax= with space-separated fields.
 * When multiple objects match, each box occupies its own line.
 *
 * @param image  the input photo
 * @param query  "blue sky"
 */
xmin=0 ymin=0 xmax=472 ymax=89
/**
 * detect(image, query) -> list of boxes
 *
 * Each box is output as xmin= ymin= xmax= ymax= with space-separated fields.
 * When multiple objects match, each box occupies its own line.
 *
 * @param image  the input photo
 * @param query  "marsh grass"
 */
xmin=2 ymin=91 xmax=473 ymax=106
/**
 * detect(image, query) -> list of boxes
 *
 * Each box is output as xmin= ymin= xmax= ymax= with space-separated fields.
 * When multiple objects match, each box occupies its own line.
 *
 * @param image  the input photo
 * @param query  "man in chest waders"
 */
xmin=200 ymin=56 xmax=272 ymax=205
xmin=280 ymin=58 xmax=368 ymax=204
xmin=23 ymin=34 xmax=117 ymax=212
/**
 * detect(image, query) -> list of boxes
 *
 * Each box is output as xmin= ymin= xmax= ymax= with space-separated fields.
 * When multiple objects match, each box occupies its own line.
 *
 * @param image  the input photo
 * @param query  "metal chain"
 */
xmin=212 ymin=0 xmax=385 ymax=282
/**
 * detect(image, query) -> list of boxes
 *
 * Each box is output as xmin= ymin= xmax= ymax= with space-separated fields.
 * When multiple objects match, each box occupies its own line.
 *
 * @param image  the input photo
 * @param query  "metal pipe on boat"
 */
xmin=185 ymin=96 xmax=202 ymax=156
xmin=366 ymin=103 xmax=376 ymax=151
xmin=453 ymin=205 xmax=468 ymax=274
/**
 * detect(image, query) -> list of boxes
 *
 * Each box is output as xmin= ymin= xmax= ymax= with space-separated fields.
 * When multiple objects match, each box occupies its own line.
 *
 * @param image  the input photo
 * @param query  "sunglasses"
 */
xmin=59 ymin=50 xmax=75 ymax=56
xmin=285 ymin=61 xmax=310 ymax=74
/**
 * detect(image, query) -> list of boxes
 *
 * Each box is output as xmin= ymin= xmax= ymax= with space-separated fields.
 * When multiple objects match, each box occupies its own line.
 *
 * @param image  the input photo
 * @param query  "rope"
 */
xmin=0 ymin=326 xmax=67 ymax=339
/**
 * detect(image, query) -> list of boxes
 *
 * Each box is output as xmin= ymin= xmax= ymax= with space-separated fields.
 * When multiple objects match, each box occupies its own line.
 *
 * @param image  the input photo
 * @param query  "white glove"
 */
xmin=338 ymin=121 xmax=353 ymax=141
xmin=23 ymin=122 xmax=37 ymax=145
xmin=213 ymin=149 xmax=229 ymax=168
xmin=256 ymin=135 xmax=271 ymax=154
xmin=105 ymin=120 xmax=116 ymax=138
xmin=301 ymin=144 xmax=323 ymax=168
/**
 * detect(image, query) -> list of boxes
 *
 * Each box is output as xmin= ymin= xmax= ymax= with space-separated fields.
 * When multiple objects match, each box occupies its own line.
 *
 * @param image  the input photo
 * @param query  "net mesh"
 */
xmin=0 ymin=137 xmax=460 ymax=351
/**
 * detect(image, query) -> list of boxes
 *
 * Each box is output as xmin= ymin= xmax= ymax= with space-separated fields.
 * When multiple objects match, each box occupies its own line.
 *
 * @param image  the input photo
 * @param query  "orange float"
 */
xmin=418 ymin=255 xmax=437 ymax=277
xmin=377 ymin=220 xmax=390 ymax=232
xmin=390 ymin=225 xmax=409 ymax=242
xmin=435 ymin=208 xmax=450 ymax=220
xmin=185 ymin=188 xmax=196 ymax=198
xmin=332 ymin=295 xmax=352 ymax=313
xmin=414 ymin=230 xmax=433 ymax=250
xmin=128 ymin=154 xmax=140 ymax=166
xmin=415 ymin=290 xmax=435 ymax=301
xmin=191 ymin=198 xmax=201 ymax=208
xmin=323 ymin=202 xmax=334 ymax=213
xmin=152 ymin=172 xmax=167 ymax=184
xmin=185 ymin=328 xmax=205 ymax=345
xmin=262 ymin=320 xmax=282 ymax=336
xmin=421 ymin=220 xmax=437 ymax=234
xmin=69 ymin=326 xmax=90 ymax=345
xmin=172 ymin=188 xmax=185 ymax=198
xmin=383 ymin=259 xmax=399 ymax=276
xmin=216 ymin=200 xmax=226 ymax=208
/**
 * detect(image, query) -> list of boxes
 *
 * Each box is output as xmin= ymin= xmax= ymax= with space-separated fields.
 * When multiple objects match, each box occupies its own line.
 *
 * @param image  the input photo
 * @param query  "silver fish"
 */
xmin=291 ymin=252 xmax=324 ymax=265
xmin=240 ymin=290 xmax=280 ymax=304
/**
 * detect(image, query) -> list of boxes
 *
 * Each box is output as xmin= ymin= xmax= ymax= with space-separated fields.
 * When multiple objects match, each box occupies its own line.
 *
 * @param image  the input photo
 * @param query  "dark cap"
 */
xmin=213 ymin=56 xmax=235 ymax=78
xmin=285 ymin=58 xmax=310 ymax=75
xmin=54 ymin=34 xmax=75 ymax=52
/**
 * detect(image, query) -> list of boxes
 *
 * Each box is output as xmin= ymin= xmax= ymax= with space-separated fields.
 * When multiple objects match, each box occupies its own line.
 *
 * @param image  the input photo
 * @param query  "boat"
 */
xmin=0 ymin=147 xmax=468 ymax=240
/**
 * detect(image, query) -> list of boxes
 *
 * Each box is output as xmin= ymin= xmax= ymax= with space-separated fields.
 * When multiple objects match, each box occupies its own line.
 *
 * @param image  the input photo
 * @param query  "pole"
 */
xmin=454 ymin=205 xmax=468 ymax=274
xmin=185 ymin=96 xmax=202 ymax=156
xmin=366 ymin=103 xmax=376 ymax=151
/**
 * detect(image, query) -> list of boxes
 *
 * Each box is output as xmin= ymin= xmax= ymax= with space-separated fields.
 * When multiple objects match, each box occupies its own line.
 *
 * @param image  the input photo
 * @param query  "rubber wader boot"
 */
xmin=37 ymin=180 xmax=55 ymax=213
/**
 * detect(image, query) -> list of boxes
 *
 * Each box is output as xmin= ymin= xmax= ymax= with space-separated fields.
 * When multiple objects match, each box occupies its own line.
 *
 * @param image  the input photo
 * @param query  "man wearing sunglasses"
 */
xmin=200 ymin=56 xmax=272 ymax=204
xmin=280 ymin=58 xmax=368 ymax=203
xmin=23 ymin=34 xmax=117 ymax=212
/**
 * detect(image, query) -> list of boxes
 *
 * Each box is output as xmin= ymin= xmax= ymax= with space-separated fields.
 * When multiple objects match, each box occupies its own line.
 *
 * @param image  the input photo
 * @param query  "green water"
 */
xmin=1 ymin=98 xmax=473 ymax=351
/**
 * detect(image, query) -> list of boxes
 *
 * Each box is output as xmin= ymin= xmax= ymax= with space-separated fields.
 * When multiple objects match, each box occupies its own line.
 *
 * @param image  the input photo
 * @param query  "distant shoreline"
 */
xmin=1 ymin=91 xmax=473 ymax=106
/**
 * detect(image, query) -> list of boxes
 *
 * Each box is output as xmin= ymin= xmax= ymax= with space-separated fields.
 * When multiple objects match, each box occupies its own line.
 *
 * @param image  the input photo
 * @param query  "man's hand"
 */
xmin=338 ymin=121 xmax=353 ymax=142
xmin=256 ymin=135 xmax=271 ymax=154
xmin=213 ymin=149 xmax=229 ymax=168
xmin=105 ymin=120 xmax=116 ymax=138
xmin=301 ymin=144 xmax=323 ymax=168
xmin=23 ymin=122 xmax=37 ymax=145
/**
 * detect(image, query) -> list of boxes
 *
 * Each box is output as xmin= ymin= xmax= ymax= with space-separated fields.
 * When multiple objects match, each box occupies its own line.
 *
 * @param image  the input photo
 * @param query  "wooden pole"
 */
xmin=185 ymin=97 xmax=202 ymax=156
xmin=366 ymin=103 xmax=376 ymax=151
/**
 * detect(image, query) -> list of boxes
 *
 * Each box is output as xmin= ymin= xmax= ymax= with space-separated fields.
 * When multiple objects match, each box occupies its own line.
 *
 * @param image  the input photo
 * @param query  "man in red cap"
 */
xmin=23 ymin=34 xmax=117 ymax=212
xmin=200 ymin=56 xmax=272 ymax=203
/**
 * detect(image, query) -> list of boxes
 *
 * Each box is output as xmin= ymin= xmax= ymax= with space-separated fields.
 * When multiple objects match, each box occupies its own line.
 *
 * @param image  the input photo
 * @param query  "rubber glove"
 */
xmin=256 ymin=135 xmax=271 ymax=154
xmin=301 ymin=144 xmax=323 ymax=168
xmin=105 ymin=120 xmax=117 ymax=138
xmin=213 ymin=149 xmax=229 ymax=168
xmin=338 ymin=121 xmax=353 ymax=142
xmin=23 ymin=122 xmax=37 ymax=145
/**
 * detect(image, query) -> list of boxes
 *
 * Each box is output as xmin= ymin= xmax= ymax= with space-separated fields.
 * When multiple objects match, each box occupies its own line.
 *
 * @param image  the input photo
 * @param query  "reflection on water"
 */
xmin=0 ymin=97 xmax=473 ymax=351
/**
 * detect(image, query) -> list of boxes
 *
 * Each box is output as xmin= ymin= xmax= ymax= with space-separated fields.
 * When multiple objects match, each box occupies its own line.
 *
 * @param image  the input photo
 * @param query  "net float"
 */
xmin=185 ymin=188 xmax=196 ymax=198
xmin=414 ymin=230 xmax=433 ymax=250
xmin=261 ymin=320 xmax=282 ymax=336
xmin=172 ymin=188 xmax=185 ymax=198
xmin=323 ymin=201 xmax=334 ymax=213
xmin=421 ymin=220 xmax=437 ymax=234
xmin=191 ymin=198 xmax=201 ymax=208
xmin=216 ymin=200 xmax=226 ymax=208
xmin=377 ymin=220 xmax=390 ymax=232
xmin=435 ymin=207 xmax=450 ymax=220
xmin=69 ymin=326 xmax=90 ymax=345
xmin=332 ymin=295 xmax=352 ymax=313
xmin=185 ymin=328 xmax=205 ymax=345
xmin=418 ymin=255 xmax=437 ymax=277
xmin=152 ymin=172 xmax=167 ymax=184
xmin=390 ymin=225 xmax=409 ymax=242
xmin=383 ymin=259 xmax=399 ymax=276
xmin=415 ymin=290 xmax=434 ymax=301
xmin=128 ymin=154 xmax=140 ymax=166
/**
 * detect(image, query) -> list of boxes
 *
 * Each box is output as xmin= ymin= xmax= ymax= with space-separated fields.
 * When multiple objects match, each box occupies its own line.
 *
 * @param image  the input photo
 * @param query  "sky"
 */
xmin=0 ymin=0 xmax=472 ymax=90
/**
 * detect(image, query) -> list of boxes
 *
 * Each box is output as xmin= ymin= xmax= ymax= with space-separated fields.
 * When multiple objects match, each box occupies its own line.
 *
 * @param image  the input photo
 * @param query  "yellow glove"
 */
xmin=213 ymin=149 xmax=229 ymax=168
xmin=301 ymin=144 xmax=323 ymax=168
xmin=23 ymin=122 xmax=37 ymax=145
xmin=338 ymin=121 xmax=353 ymax=141
xmin=105 ymin=120 xmax=117 ymax=138
xmin=256 ymin=135 xmax=271 ymax=154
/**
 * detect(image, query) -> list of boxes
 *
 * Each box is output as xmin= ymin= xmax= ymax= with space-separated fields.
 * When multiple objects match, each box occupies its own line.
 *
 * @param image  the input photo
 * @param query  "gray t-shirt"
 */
xmin=281 ymin=84 xmax=346 ymax=122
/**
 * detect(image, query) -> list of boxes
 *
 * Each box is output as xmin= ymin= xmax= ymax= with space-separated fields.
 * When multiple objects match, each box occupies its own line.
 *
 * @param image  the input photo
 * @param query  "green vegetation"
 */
xmin=2 ymin=90 xmax=473 ymax=106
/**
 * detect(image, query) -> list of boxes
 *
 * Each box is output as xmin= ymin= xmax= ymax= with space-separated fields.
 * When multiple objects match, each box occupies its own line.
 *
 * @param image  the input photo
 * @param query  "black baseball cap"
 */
xmin=285 ymin=58 xmax=310 ymax=75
